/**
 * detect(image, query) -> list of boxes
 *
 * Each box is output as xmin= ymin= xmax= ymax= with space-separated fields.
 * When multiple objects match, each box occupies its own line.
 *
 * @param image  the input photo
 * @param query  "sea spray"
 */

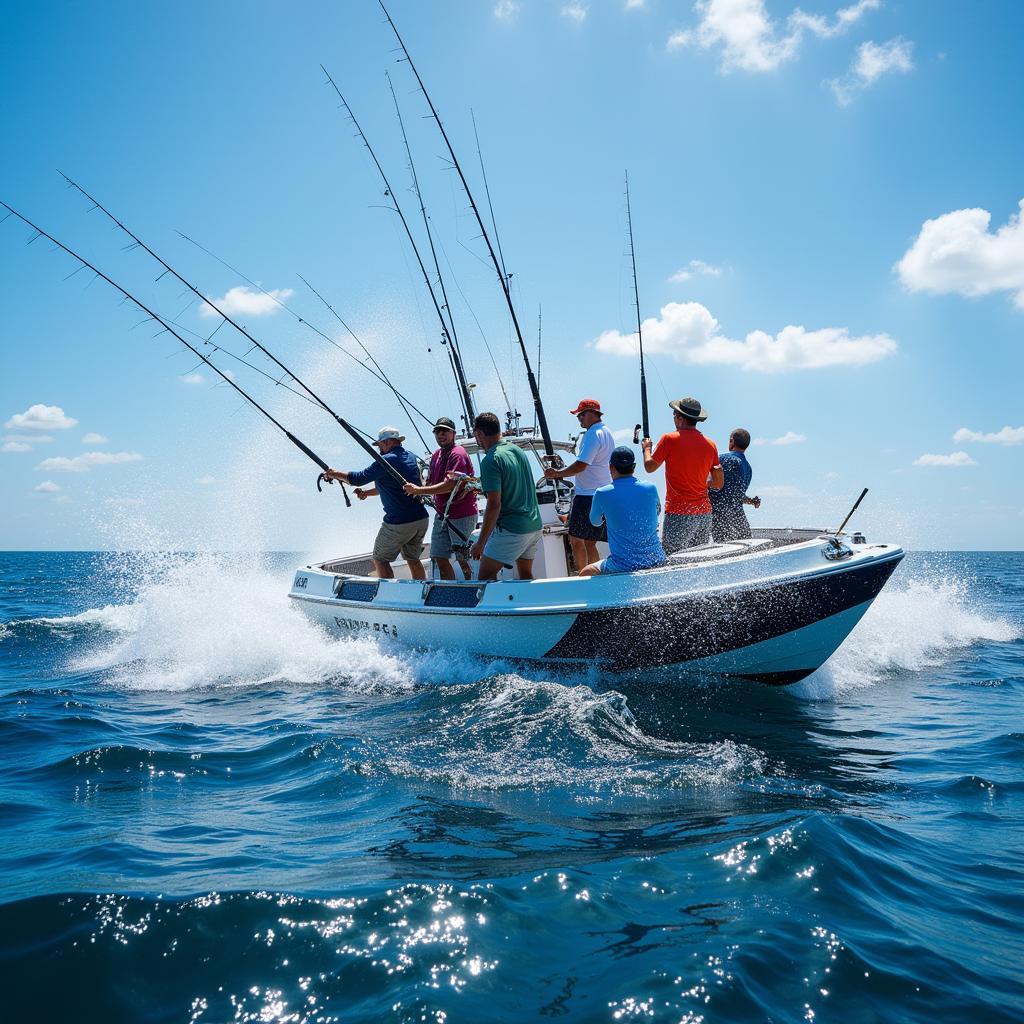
xmin=796 ymin=566 xmax=1020 ymax=699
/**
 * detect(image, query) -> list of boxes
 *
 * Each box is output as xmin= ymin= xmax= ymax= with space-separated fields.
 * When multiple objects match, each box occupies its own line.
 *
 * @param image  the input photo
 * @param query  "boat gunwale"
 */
xmin=288 ymin=545 xmax=905 ymax=618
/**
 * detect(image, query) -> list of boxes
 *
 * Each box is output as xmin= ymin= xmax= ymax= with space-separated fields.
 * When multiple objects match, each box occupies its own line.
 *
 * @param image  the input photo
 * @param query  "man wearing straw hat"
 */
xmin=642 ymin=397 xmax=724 ymax=554
xmin=323 ymin=426 xmax=429 ymax=580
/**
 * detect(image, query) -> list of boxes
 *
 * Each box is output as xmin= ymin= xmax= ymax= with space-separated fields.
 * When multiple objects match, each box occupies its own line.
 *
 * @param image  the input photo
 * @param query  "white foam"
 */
xmin=795 ymin=570 xmax=1020 ymax=700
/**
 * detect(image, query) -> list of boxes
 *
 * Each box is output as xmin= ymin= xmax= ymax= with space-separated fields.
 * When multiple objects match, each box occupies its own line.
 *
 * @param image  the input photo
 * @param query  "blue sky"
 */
xmin=2 ymin=0 xmax=1023 ymax=552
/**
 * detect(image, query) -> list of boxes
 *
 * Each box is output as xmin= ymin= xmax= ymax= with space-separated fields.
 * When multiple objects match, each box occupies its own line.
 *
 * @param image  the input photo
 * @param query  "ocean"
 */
xmin=1 ymin=549 xmax=1021 ymax=1023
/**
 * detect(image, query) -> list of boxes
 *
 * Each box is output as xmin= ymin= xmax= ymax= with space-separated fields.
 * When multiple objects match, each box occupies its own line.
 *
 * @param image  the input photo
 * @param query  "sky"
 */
xmin=2 ymin=0 xmax=1023 ymax=552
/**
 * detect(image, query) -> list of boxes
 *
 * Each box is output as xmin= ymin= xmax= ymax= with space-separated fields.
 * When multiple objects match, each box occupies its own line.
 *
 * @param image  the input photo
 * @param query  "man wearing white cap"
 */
xmin=323 ymin=427 xmax=429 ymax=580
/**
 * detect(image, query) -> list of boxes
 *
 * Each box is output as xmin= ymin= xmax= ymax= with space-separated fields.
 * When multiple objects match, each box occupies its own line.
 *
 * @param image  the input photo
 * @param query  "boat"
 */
xmin=289 ymin=432 xmax=904 ymax=685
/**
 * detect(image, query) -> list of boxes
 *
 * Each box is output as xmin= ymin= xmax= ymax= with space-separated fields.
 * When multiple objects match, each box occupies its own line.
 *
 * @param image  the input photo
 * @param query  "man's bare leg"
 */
xmin=457 ymin=558 xmax=473 ymax=579
xmin=373 ymin=559 xmax=394 ymax=579
xmin=569 ymin=536 xmax=588 ymax=575
xmin=433 ymin=557 xmax=456 ymax=580
xmin=579 ymin=561 xmax=602 ymax=577
xmin=515 ymin=557 xmax=535 ymax=581
xmin=476 ymin=556 xmax=504 ymax=582
xmin=406 ymin=559 xmax=426 ymax=581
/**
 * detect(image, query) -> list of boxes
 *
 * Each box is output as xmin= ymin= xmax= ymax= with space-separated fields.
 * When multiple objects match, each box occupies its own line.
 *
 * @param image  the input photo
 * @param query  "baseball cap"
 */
xmin=569 ymin=398 xmax=602 ymax=416
xmin=433 ymin=416 xmax=456 ymax=431
xmin=610 ymin=446 xmax=636 ymax=471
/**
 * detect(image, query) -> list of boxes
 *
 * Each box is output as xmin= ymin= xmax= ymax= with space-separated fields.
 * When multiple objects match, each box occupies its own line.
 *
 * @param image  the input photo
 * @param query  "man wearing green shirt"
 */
xmin=469 ymin=411 xmax=544 ymax=581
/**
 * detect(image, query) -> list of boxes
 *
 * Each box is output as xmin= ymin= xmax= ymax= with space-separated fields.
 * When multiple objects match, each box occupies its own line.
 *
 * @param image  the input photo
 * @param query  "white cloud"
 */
xmin=669 ymin=259 xmax=722 ymax=283
xmin=4 ymin=433 xmax=54 ymax=445
xmin=668 ymin=0 xmax=879 ymax=72
xmin=35 ymin=451 xmax=144 ymax=473
xmin=3 ymin=441 xmax=32 ymax=452
xmin=494 ymin=0 xmax=519 ymax=19
xmin=626 ymin=0 xmax=645 ymax=7
xmin=895 ymin=200 xmax=1024 ymax=309
xmin=759 ymin=484 xmax=802 ymax=497
xmin=753 ymin=431 xmax=807 ymax=446
xmin=81 ymin=432 xmax=109 ymax=445
xmin=5 ymin=404 xmax=77 ymax=432
xmin=953 ymin=425 xmax=1024 ymax=446
xmin=592 ymin=301 xmax=896 ymax=373
xmin=913 ymin=451 xmax=976 ymax=468
xmin=562 ymin=2 xmax=588 ymax=23
xmin=199 ymin=285 xmax=294 ymax=319
xmin=830 ymin=37 xmax=914 ymax=106
xmin=34 ymin=480 xmax=61 ymax=493
xmin=180 ymin=373 xmax=206 ymax=385
xmin=824 ymin=471 xmax=839 ymax=480
xmin=195 ymin=475 xmax=217 ymax=485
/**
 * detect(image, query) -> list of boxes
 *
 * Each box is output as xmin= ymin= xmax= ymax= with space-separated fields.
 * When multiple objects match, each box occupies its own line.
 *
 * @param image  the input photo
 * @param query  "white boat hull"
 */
xmin=289 ymin=536 xmax=903 ymax=685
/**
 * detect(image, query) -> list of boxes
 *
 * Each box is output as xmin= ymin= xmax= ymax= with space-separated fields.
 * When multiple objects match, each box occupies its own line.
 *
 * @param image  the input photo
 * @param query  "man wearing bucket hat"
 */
xmin=578 ymin=446 xmax=666 ymax=576
xmin=642 ymin=397 xmax=724 ymax=554
xmin=323 ymin=426 xmax=429 ymax=580
xmin=543 ymin=398 xmax=614 ymax=573
xmin=403 ymin=416 xmax=479 ymax=580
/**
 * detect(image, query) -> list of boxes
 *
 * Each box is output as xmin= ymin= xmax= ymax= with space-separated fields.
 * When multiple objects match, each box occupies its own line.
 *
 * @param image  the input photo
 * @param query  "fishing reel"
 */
xmin=316 ymin=472 xmax=352 ymax=508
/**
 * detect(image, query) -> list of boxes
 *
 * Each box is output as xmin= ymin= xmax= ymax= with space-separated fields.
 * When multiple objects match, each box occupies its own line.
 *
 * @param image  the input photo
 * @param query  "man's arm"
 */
xmin=405 ymin=477 xmax=458 ymax=497
xmin=709 ymin=464 xmax=724 ymax=491
xmin=354 ymin=486 xmax=378 ymax=501
xmin=641 ymin=438 xmax=660 ymax=474
xmin=470 ymin=491 xmax=502 ymax=561
xmin=544 ymin=459 xmax=587 ymax=481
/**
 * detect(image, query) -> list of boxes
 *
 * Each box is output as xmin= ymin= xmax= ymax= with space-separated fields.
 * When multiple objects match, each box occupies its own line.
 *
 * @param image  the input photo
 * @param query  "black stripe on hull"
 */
xmin=543 ymin=554 xmax=902 ymax=673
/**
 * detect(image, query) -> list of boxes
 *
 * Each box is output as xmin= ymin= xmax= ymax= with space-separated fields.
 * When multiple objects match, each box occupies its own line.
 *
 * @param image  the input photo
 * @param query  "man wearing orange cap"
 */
xmin=544 ymin=398 xmax=615 ymax=572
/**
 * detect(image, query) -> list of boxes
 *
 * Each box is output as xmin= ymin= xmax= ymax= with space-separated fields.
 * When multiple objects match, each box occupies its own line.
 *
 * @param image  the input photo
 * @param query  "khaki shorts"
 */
xmin=483 ymin=526 xmax=542 ymax=565
xmin=430 ymin=514 xmax=477 ymax=560
xmin=372 ymin=518 xmax=428 ymax=563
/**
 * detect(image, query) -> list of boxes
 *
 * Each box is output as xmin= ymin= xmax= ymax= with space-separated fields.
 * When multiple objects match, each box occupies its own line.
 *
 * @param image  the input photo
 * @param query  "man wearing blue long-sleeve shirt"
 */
xmin=324 ymin=426 xmax=428 ymax=580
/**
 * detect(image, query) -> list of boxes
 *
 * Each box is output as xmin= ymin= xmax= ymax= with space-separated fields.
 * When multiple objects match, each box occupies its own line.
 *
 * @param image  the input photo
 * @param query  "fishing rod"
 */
xmin=625 ymin=172 xmax=649 ymax=447
xmin=377 ymin=0 xmax=558 ymax=463
xmin=834 ymin=488 xmax=869 ymax=536
xmin=386 ymin=71 xmax=477 ymax=433
xmin=0 ymin=199 xmax=353 ymax=504
xmin=292 ymin=272 xmax=432 ymax=453
xmin=471 ymin=110 xmax=510 ymax=288
xmin=55 ymin=173 xmax=411 ymax=491
xmin=174 ymin=227 xmax=435 ymax=450
xmin=320 ymin=65 xmax=477 ymax=435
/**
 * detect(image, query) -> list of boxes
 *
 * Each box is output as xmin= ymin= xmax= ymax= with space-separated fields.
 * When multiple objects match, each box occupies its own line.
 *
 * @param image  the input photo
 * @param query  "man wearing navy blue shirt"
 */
xmin=709 ymin=428 xmax=761 ymax=542
xmin=324 ymin=427 xmax=429 ymax=580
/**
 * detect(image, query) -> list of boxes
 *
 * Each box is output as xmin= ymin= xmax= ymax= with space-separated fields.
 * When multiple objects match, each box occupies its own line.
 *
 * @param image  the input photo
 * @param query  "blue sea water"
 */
xmin=0 ymin=549 xmax=1021 ymax=1023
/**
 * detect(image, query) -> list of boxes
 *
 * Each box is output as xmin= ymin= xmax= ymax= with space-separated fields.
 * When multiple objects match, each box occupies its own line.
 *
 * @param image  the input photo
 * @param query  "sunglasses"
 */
xmin=433 ymin=427 xmax=454 ymax=434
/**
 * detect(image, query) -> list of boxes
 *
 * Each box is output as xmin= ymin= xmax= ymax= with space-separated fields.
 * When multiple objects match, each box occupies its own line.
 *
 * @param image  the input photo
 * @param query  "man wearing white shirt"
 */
xmin=543 ymin=398 xmax=615 ymax=573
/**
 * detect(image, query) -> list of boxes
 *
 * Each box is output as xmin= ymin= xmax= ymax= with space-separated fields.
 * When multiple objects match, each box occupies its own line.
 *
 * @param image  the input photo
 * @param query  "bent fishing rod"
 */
xmin=625 ymin=172 xmax=650 ymax=446
xmin=320 ymin=66 xmax=477 ymax=434
xmin=173 ymin=228 xmax=434 ymax=452
xmin=0 ymin=199 xmax=357 ymax=503
xmin=377 ymin=0 xmax=558 ymax=463
xmin=57 ymin=176 xmax=424 ymax=491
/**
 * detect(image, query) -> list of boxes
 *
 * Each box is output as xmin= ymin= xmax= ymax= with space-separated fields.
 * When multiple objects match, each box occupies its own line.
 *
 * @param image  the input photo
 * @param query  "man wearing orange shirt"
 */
xmin=642 ymin=396 xmax=724 ymax=554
